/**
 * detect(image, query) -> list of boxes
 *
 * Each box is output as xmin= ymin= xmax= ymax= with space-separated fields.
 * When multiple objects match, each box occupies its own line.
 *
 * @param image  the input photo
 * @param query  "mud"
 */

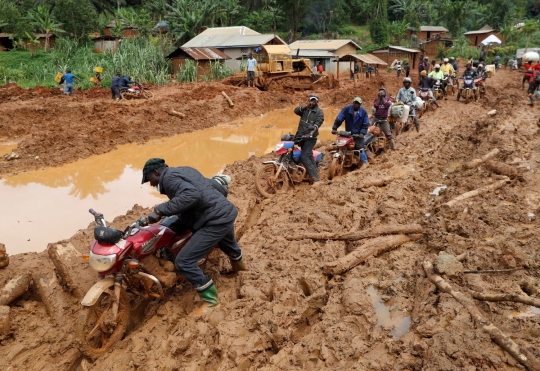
xmin=1 ymin=68 xmax=540 ymax=370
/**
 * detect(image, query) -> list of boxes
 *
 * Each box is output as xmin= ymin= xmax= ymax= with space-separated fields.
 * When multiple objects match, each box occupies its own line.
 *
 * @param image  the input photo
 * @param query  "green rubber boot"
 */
xmin=192 ymin=284 xmax=219 ymax=316
xmin=230 ymin=258 xmax=247 ymax=272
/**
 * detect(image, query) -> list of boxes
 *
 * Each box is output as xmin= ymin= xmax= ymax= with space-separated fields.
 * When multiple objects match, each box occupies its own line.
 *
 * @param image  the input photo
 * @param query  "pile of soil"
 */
xmin=1 ymin=68 xmax=540 ymax=371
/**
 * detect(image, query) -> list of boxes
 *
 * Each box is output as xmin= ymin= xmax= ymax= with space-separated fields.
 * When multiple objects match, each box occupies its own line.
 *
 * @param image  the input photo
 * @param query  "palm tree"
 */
xmin=26 ymin=5 xmax=64 ymax=52
xmin=522 ymin=20 xmax=539 ymax=53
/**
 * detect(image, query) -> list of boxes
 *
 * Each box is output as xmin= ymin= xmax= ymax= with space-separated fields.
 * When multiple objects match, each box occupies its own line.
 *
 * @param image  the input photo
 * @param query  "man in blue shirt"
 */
xmin=246 ymin=53 xmax=257 ymax=88
xmin=61 ymin=69 xmax=80 ymax=96
xmin=111 ymin=72 xmax=121 ymax=100
xmin=332 ymin=96 xmax=370 ymax=152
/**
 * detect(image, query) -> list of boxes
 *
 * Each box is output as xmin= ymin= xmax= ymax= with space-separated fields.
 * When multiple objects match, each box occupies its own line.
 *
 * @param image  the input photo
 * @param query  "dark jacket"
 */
xmin=418 ymin=76 xmax=435 ymax=89
xmin=461 ymin=69 xmax=477 ymax=79
xmin=119 ymin=76 xmax=132 ymax=88
xmin=155 ymin=167 xmax=237 ymax=230
xmin=111 ymin=75 xmax=121 ymax=88
xmin=294 ymin=105 xmax=324 ymax=138
xmin=332 ymin=105 xmax=370 ymax=135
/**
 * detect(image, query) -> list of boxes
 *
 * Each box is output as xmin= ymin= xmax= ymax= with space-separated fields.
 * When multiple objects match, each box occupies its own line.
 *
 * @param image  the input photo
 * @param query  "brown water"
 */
xmin=1 ymin=106 xmax=341 ymax=254
xmin=366 ymin=285 xmax=411 ymax=339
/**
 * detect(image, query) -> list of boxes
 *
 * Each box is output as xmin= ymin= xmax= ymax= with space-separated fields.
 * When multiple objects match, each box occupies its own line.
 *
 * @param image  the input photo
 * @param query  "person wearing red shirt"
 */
xmin=522 ymin=61 xmax=533 ymax=89
xmin=317 ymin=62 xmax=324 ymax=73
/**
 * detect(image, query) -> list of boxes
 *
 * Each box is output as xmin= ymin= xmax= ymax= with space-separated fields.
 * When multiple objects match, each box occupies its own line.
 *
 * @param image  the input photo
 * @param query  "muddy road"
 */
xmin=1 ymin=68 xmax=540 ymax=371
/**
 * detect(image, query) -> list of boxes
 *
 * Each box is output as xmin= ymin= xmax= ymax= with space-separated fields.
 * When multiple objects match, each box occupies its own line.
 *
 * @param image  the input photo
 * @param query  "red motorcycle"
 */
xmin=77 ymin=208 xmax=193 ymax=356
xmin=328 ymin=131 xmax=367 ymax=180
xmin=120 ymin=82 xmax=154 ymax=100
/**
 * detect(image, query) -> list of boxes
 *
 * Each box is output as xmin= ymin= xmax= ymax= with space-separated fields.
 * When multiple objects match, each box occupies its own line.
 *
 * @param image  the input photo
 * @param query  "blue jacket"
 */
xmin=111 ymin=75 xmax=121 ymax=87
xmin=332 ymin=105 xmax=370 ymax=135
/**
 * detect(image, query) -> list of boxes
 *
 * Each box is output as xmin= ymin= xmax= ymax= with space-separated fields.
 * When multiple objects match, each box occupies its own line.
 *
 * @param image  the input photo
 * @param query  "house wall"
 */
xmin=422 ymin=41 xmax=451 ymax=58
xmin=372 ymin=49 xmax=419 ymax=69
xmin=103 ymin=27 xmax=139 ymax=38
xmin=407 ymin=30 xmax=448 ymax=41
xmin=94 ymin=40 xmax=118 ymax=53
xmin=38 ymin=36 xmax=55 ymax=49
xmin=466 ymin=32 xmax=503 ymax=47
xmin=172 ymin=59 xmax=215 ymax=80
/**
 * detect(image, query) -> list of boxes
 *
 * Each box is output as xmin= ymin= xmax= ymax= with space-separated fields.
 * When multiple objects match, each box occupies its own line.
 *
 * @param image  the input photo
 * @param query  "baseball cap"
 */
xmin=309 ymin=93 xmax=319 ymax=102
xmin=142 ymin=158 xmax=167 ymax=184
xmin=353 ymin=96 xmax=362 ymax=104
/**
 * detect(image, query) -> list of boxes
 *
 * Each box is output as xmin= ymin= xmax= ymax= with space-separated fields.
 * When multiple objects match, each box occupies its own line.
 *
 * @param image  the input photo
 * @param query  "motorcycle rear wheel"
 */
xmin=121 ymin=92 xmax=132 ymax=100
xmin=255 ymin=164 xmax=289 ymax=198
xmin=328 ymin=157 xmax=343 ymax=180
xmin=77 ymin=287 xmax=130 ymax=357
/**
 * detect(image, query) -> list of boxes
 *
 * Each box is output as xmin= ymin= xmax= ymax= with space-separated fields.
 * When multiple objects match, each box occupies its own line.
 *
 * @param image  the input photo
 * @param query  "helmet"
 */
xmin=478 ymin=64 xmax=483 ymax=68
xmin=443 ymin=58 xmax=449 ymax=62
xmin=403 ymin=77 xmax=412 ymax=84
xmin=466 ymin=63 xmax=472 ymax=68
xmin=450 ymin=57 xmax=455 ymax=60
xmin=434 ymin=64 xmax=440 ymax=69
xmin=421 ymin=70 xmax=427 ymax=76
xmin=378 ymin=87 xmax=387 ymax=95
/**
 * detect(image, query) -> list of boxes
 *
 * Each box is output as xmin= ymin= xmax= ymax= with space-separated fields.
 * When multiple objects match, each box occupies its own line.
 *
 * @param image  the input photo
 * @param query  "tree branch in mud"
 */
xmin=323 ymin=234 xmax=422 ymax=275
xmin=423 ymin=260 xmax=540 ymax=371
xmin=483 ymin=160 xmax=518 ymax=179
xmin=288 ymin=224 xmax=422 ymax=241
xmin=355 ymin=176 xmax=397 ymax=190
xmin=467 ymin=289 xmax=540 ymax=308
xmin=464 ymin=268 xmax=523 ymax=274
xmin=462 ymin=148 xmax=500 ymax=169
xmin=0 ymin=273 xmax=32 ymax=306
xmin=443 ymin=177 xmax=510 ymax=209
xmin=166 ymin=109 xmax=185 ymax=118
xmin=221 ymin=91 xmax=234 ymax=108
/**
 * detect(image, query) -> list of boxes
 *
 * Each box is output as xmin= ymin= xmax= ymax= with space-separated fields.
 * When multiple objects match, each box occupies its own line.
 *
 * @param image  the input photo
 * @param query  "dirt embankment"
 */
xmin=1 ymin=69 xmax=540 ymax=370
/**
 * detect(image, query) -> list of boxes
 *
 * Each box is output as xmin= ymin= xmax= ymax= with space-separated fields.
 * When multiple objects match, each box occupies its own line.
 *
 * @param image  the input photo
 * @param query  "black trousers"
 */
xmin=354 ymin=137 xmax=365 ymax=150
xmin=300 ymin=138 xmax=320 ymax=181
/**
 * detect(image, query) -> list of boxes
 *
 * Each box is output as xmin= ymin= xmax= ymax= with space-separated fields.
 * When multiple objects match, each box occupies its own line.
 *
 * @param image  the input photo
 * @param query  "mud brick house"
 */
xmin=371 ymin=45 xmax=422 ymax=69
xmin=406 ymin=26 xmax=449 ymax=41
xmin=182 ymin=26 xmax=286 ymax=72
xmin=166 ymin=47 xmax=230 ymax=78
xmin=288 ymin=39 xmax=362 ymax=75
xmin=103 ymin=20 xmax=139 ymax=38
xmin=464 ymin=25 xmax=503 ymax=47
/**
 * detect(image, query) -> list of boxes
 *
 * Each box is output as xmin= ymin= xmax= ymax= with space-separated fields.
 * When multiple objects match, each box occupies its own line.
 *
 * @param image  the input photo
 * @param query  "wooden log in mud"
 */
xmin=0 ymin=273 xmax=32 ymax=306
xmin=47 ymin=243 xmax=86 ymax=298
xmin=443 ymin=177 xmax=510 ymax=209
xmin=221 ymin=91 xmax=234 ymax=108
xmin=356 ymin=176 xmax=396 ymax=190
xmin=323 ymin=234 xmax=422 ymax=275
xmin=423 ymin=260 xmax=540 ymax=371
xmin=289 ymin=224 xmax=423 ymax=241
xmin=468 ymin=289 xmax=540 ymax=308
xmin=0 ymin=305 xmax=10 ymax=335
xmin=166 ymin=109 xmax=186 ymax=118
xmin=33 ymin=271 xmax=72 ymax=321
xmin=0 ymin=243 xmax=8 ymax=269
xmin=463 ymin=148 xmax=500 ymax=169
xmin=483 ymin=160 xmax=518 ymax=179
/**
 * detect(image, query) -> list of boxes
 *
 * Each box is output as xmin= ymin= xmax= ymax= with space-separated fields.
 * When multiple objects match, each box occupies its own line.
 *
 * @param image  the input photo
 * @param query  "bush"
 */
xmin=176 ymin=59 xmax=198 ymax=83
xmin=203 ymin=61 xmax=235 ymax=82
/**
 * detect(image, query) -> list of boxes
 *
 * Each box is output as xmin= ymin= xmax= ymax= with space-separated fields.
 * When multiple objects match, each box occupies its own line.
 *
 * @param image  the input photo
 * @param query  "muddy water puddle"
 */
xmin=366 ymin=285 xmax=411 ymax=339
xmin=509 ymin=306 xmax=540 ymax=319
xmin=1 ymin=106 xmax=341 ymax=254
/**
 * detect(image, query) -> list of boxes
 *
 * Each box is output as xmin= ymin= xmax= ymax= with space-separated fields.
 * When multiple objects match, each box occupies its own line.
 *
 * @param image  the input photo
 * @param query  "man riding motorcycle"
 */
xmin=461 ymin=63 xmax=479 ymax=100
xmin=142 ymin=158 xmax=247 ymax=316
xmin=417 ymin=70 xmax=440 ymax=107
xmin=428 ymin=64 xmax=447 ymax=98
xmin=449 ymin=57 xmax=459 ymax=73
xmin=396 ymin=77 xmax=420 ymax=132
xmin=371 ymin=88 xmax=396 ymax=150
xmin=332 ymin=96 xmax=371 ymax=158
xmin=441 ymin=58 xmax=455 ymax=91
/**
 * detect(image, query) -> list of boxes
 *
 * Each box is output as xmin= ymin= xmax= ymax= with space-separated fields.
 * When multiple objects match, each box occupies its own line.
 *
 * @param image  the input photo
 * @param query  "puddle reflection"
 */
xmin=367 ymin=285 xmax=411 ymax=339
xmin=1 ymin=106 xmax=341 ymax=254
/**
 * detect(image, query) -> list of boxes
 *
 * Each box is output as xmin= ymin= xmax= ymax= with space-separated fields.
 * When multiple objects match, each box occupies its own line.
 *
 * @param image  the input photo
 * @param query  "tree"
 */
xmin=522 ymin=19 xmax=539 ymax=52
xmin=369 ymin=0 xmax=389 ymax=45
xmin=52 ymin=0 xmax=98 ymax=43
xmin=388 ymin=20 xmax=409 ymax=45
xmin=26 ymin=5 xmax=64 ymax=52
xmin=166 ymin=0 xmax=220 ymax=45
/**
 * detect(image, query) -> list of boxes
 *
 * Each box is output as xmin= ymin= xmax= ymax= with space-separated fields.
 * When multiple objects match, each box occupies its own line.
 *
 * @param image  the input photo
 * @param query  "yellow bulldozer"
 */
xmin=241 ymin=45 xmax=335 ymax=91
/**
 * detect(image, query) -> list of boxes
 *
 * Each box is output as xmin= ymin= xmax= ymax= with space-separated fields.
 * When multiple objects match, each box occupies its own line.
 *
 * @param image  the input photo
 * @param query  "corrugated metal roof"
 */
xmin=183 ymin=34 xmax=285 ymax=48
xmin=372 ymin=45 xmax=421 ymax=53
xmin=262 ymin=45 xmax=291 ymax=55
xmin=288 ymin=39 xmax=362 ymax=51
xmin=181 ymin=47 xmax=230 ymax=60
xmin=195 ymin=26 xmax=259 ymax=36
xmin=338 ymin=54 xmax=388 ymax=65
xmin=419 ymin=26 xmax=449 ymax=32
xmin=464 ymin=24 xmax=495 ymax=35
xmin=290 ymin=49 xmax=336 ymax=58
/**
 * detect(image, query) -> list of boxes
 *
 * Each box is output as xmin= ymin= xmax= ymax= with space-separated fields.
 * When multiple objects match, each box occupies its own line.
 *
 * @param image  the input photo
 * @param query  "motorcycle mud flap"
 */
xmin=81 ymin=277 xmax=115 ymax=306
xmin=94 ymin=226 xmax=123 ymax=244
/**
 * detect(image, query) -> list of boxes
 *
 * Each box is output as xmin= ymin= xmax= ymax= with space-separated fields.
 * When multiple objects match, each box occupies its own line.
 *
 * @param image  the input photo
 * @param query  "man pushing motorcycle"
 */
xmin=142 ymin=158 xmax=246 ymax=315
xmin=332 ymin=96 xmax=371 ymax=159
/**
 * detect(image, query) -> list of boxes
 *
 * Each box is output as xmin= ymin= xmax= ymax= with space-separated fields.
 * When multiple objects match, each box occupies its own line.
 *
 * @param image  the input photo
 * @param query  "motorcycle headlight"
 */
xmin=336 ymin=139 xmax=348 ymax=146
xmin=275 ymin=142 xmax=285 ymax=152
xmin=89 ymin=251 xmax=117 ymax=272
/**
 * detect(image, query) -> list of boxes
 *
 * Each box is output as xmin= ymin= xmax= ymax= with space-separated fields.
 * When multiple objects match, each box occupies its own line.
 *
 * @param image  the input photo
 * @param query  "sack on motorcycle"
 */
xmin=94 ymin=226 xmax=123 ymax=244
xmin=389 ymin=104 xmax=405 ymax=118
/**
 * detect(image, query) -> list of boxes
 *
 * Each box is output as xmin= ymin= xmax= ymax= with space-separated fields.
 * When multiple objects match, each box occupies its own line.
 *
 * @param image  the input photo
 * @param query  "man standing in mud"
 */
xmin=371 ymin=88 xmax=396 ymax=149
xmin=246 ymin=53 xmax=257 ymax=88
xmin=142 ymin=158 xmax=247 ymax=316
xmin=111 ymin=72 xmax=121 ymax=100
xmin=294 ymin=94 xmax=324 ymax=186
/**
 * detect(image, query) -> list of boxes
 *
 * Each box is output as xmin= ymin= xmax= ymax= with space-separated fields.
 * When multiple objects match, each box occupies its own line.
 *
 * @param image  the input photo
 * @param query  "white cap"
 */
xmin=435 ymin=64 xmax=441 ymax=68
xmin=443 ymin=58 xmax=449 ymax=62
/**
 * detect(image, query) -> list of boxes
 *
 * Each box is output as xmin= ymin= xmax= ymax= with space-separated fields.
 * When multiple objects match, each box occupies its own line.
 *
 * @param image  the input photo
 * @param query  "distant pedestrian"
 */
xmin=93 ymin=71 xmax=102 ymax=88
xmin=504 ymin=56 xmax=509 ymax=68
xmin=396 ymin=61 xmax=402 ymax=77
xmin=61 ymin=69 xmax=80 ymax=96
xmin=317 ymin=61 xmax=324 ymax=74
xmin=312 ymin=64 xmax=317 ymax=74
xmin=111 ymin=72 xmax=121 ymax=101
xmin=246 ymin=53 xmax=257 ymax=88
xmin=419 ymin=57 xmax=429 ymax=75
xmin=479 ymin=47 xmax=486 ymax=63
xmin=405 ymin=62 xmax=410 ymax=77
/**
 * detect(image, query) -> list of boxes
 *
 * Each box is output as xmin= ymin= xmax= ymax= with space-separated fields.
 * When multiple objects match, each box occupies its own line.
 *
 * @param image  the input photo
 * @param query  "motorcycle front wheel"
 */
xmin=143 ymin=90 xmax=154 ymax=99
xmin=77 ymin=287 xmax=130 ymax=357
xmin=255 ymin=164 xmax=289 ymax=198
xmin=328 ymin=157 xmax=343 ymax=180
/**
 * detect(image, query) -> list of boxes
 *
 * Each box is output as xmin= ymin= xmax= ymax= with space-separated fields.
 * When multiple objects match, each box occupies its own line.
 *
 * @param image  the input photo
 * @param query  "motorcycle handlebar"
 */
xmin=89 ymin=208 xmax=101 ymax=217
xmin=89 ymin=208 xmax=107 ymax=227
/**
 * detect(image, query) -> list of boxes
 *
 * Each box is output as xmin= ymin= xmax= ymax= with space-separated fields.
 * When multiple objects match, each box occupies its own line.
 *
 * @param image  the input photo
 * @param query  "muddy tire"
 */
xmin=255 ymin=164 xmax=289 ymax=198
xmin=328 ymin=157 xmax=343 ymax=180
xmin=77 ymin=287 xmax=130 ymax=357
xmin=121 ymin=92 xmax=131 ymax=100
xmin=393 ymin=120 xmax=402 ymax=137
xmin=456 ymin=91 xmax=461 ymax=101
xmin=143 ymin=91 xmax=154 ymax=99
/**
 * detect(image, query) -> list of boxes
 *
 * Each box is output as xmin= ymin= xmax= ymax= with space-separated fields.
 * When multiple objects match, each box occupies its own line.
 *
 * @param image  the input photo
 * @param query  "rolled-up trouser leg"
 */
xmin=175 ymin=222 xmax=240 ymax=290
xmin=379 ymin=120 xmax=393 ymax=140
xmin=300 ymin=138 xmax=320 ymax=181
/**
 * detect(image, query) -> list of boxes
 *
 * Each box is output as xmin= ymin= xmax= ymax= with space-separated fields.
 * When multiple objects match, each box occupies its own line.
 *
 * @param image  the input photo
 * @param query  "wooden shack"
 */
xmin=371 ymin=46 xmax=422 ymax=69
xmin=166 ymin=47 xmax=230 ymax=78
xmin=93 ymin=36 xmax=119 ymax=53
xmin=407 ymin=26 xmax=449 ymax=41
xmin=464 ymin=25 xmax=503 ymax=47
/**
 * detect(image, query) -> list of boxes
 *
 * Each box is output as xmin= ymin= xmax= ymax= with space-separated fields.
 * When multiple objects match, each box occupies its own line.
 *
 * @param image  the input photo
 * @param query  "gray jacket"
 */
xmin=155 ymin=167 xmax=236 ymax=230
xmin=294 ymin=105 xmax=324 ymax=138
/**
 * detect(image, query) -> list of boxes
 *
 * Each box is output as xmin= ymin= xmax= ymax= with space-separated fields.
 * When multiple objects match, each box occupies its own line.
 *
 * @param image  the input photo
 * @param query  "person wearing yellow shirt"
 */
xmin=440 ymin=58 xmax=455 ymax=93
xmin=428 ymin=64 xmax=447 ymax=98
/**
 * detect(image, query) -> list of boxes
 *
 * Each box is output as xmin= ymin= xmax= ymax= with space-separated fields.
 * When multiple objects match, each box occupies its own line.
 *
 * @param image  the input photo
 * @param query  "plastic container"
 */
xmin=398 ymin=105 xmax=410 ymax=123
xmin=485 ymin=65 xmax=495 ymax=77
xmin=55 ymin=72 xmax=63 ymax=83
xmin=94 ymin=67 xmax=103 ymax=73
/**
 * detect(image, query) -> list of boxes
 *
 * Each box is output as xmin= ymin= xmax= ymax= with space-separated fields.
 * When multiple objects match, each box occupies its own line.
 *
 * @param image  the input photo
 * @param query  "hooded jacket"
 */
xmin=294 ymin=104 xmax=324 ymax=138
xmin=155 ymin=166 xmax=237 ymax=230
